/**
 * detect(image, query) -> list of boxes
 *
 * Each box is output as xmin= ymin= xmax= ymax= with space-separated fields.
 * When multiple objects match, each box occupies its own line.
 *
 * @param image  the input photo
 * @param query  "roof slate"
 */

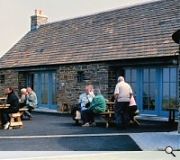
xmin=0 ymin=0 xmax=180 ymax=69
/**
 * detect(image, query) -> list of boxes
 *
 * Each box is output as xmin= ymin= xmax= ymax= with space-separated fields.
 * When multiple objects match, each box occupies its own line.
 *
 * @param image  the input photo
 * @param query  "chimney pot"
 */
xmin=35 ymin=9 xmax=43 ymax=16
xmin=31 ymin=9 xmax=48 ymax=31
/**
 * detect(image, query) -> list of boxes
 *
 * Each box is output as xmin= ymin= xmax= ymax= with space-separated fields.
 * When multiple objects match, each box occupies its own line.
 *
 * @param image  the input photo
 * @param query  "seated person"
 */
xmin=25 ymin=87 xmax=38 ymax=119
xmin=79 ymin=84 xmax=94 ymax=111
xmin=1 ymin=87 xmax=19 ymax=129
xmin=72 ymin=84 xmax=94 ymax=123
xmin=19 ymin=88 xmax=28 ymax=108
xmin=81 ymin=88 xmax=107 ymax=127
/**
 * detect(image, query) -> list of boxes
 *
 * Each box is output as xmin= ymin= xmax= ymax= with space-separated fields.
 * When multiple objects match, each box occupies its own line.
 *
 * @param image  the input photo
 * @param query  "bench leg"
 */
xmin=9 ymin=113 xmax=23 ymax=129
xmin=106 ymin=121 xmax=109 ymax=128
xmin=133 ymin=117 xmax=140 ymax=126
xmin=168 ymin=110 xmax=175 ymax=123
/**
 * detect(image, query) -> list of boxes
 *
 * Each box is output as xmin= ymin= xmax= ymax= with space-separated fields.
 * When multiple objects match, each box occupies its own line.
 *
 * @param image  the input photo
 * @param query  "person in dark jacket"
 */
xmin=1 ymin=87 xmax=19 ymax=129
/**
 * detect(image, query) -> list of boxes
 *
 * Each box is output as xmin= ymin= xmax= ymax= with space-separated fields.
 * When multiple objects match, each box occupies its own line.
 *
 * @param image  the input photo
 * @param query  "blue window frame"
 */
xmin=125 ymin=66 xmax=177 ymax=117
xmin=162 ymin=67 xmax=177 ymax=110
xmin=125 ymin=69 xmax=137 ymax=94
xmin=142 ymin=68 xmax=157 ymax=112
xmin=28 ymin=71 xmax=57 ymax=110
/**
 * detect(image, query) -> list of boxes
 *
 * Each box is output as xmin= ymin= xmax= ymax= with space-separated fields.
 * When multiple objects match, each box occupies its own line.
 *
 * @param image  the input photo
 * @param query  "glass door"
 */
xmin=124 ymin=67 xmax=177 ymax=117
xmin=29 ymin=71 xmax=57 ymax=110
xmin=142 ymin=68 xmax=157 ymax=114
xmin=162 ymin=68 xmax=177 ymax=111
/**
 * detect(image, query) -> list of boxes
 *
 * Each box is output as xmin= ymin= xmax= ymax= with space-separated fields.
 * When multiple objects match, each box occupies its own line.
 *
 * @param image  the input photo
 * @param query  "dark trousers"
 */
xmin=28 ymin=106 xmax=34 ymax=113
xmin=81 ymin=109 xmax=95 ymax=124
xmin=115 ymin=102 xmax=129 ymax=128
xmin=1 ymin=108 xmax=18 ymax=125
xmin=24 ymin=105 xmax=34 ymax=118
xmin=128 ymin=105 xmax=137 ymax=121
xmin=19 ymin=102 xmax=26 ymax=108
xmin=71 ymin=104 xmax=81 ymax=120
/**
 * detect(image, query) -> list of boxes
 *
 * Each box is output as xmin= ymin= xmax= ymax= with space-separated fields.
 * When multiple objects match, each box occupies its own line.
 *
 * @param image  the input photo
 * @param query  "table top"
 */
xmin=0 ymin=97 xmax=7 ymax=100
xmin=106 ymin=101 xmax=115 ymax=105
xmin=0 ymin=104 xmax=10 ymax=109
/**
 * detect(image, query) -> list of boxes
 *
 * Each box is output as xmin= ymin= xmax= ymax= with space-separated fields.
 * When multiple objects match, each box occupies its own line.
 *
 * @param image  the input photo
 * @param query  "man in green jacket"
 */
xmin=81 ymin=88 xmax=107 ymax=127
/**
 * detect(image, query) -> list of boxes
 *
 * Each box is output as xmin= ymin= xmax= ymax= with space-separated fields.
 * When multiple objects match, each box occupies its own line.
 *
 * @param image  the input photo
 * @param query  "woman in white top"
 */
xmin=19 ymin=88 xmax=28 ymax=108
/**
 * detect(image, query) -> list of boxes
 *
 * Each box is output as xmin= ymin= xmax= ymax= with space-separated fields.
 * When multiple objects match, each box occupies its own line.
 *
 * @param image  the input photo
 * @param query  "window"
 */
xmin=41 ymin=73 xmax=48 ymax=104
xmin=162 ymin=67 xmax=177 ymax=109
xmin=0 ymin=75 xmax=5 ymax=84
xmin=125 ymin=69 xmax=137 ymax=93
xmin=143 ymin=68 xmax=156 ymax=110
xmin=77 ymin=71 xmax=84 ymax=83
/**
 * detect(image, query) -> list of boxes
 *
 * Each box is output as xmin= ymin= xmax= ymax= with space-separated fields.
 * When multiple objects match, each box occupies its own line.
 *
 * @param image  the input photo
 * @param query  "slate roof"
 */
xmin=0 ymin=0 xmax=180 ymax=69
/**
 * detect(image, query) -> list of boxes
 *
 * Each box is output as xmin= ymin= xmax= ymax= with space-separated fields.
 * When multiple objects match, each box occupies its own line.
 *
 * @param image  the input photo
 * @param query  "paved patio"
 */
xmin=0 ymin=112 xmax=178 ymax=151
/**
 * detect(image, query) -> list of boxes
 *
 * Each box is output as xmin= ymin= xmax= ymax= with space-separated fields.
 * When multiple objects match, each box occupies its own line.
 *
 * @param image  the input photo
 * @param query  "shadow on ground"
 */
xmin=0 ymin=112 xmax=177 ymax=151
xmin=0 ymin=112 xmax=177 ymax=136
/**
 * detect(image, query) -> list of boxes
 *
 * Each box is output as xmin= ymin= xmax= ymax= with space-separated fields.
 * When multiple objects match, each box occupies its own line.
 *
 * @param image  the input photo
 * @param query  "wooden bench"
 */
xmin=131 ymin=110 xmax=140 ymax=126
xmin=9 ymin=112 xmax=23 ymax=129
xmin=19 ymin=107 xmax=29 ymax=117
xmin=97 ymin=101 xmax=115 ymax=128
xmin=72 ymin=101 xmax=140 ymax=128
xmin=60 ymin=102 xmax=71 ymax=113
xmin=0 ymin=104 xmax=10 ymax=128
xmin=99 ymin=102 xmax=140 ymax=128
xmin=99 ymin=110 xmax=115 ymax=128
xmin=166 ymin=107 xmax=179 ymax=123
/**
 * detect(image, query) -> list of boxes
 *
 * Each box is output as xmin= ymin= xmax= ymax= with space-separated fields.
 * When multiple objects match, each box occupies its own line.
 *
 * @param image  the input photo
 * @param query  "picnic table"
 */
xmin=0 ymin=96 xmax=24 ymax=129
xmin=0 ymin=97 xmax=10 ymax=128
xmin=166 ymin=107 xmax=179 ymax=123
xmin=99 ymin=101 xmax=115 ymax=128
xmin=100 ymin=101 xmax=140 ymax=127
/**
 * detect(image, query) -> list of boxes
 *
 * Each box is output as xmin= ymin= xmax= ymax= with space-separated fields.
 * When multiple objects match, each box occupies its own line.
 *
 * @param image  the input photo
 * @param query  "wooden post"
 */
xmin=178 ymin=108 xmax=180 ymax=133
xmin=178 ymin=40 xmax=180 ymax=133
xmin=172 ymin=30 xmax=180 ymax=133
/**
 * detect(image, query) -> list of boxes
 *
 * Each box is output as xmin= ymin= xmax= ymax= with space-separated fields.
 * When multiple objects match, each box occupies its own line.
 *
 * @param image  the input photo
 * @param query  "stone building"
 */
xmin=0 ymin=0 xmax=180 ymax=116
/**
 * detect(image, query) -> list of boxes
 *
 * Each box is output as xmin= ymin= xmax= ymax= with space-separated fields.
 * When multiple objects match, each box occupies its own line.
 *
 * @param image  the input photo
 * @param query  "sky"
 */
xmin=0 ymin=0 xmax=157 ymax=57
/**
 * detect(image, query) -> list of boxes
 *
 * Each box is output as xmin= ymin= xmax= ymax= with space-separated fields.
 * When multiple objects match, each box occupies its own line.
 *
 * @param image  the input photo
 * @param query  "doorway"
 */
xmin=27 ymin=71 xmax=57 ymax=110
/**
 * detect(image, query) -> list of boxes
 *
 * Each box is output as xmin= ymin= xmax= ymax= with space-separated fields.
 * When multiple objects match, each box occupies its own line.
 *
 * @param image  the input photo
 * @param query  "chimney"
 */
xmin=31 ymin=9 xmax=48 ymax=31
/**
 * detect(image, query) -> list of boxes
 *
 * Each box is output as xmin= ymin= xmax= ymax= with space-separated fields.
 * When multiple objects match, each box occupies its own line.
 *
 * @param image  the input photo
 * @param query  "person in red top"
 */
xmin=128 ymin=95 xmax=138 ymax=123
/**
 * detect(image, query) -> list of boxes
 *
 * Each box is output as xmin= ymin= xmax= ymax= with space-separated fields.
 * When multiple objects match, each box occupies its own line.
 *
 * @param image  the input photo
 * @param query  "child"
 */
xmin=128 ymin=95 xmax=138 ymax=123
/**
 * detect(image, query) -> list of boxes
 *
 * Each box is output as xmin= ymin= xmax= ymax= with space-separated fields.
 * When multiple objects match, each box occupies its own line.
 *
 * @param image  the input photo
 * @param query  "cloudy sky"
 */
xmin=0 ymin=0 xmax=157 ymax=57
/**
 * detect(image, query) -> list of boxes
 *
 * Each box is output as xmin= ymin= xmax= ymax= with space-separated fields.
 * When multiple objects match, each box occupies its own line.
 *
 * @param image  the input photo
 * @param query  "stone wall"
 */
xmin=56 ymin=63 xmax=109 ymax=110
xmin=0 ymin=69 xmax=19 ymax=97
xmin=0 ymin=63 xmax=114 ymax=112
xmin=108 ymin=68 xmax=117 ymax=99
xmin=18 ymin=72 xmax=28 ymax=91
